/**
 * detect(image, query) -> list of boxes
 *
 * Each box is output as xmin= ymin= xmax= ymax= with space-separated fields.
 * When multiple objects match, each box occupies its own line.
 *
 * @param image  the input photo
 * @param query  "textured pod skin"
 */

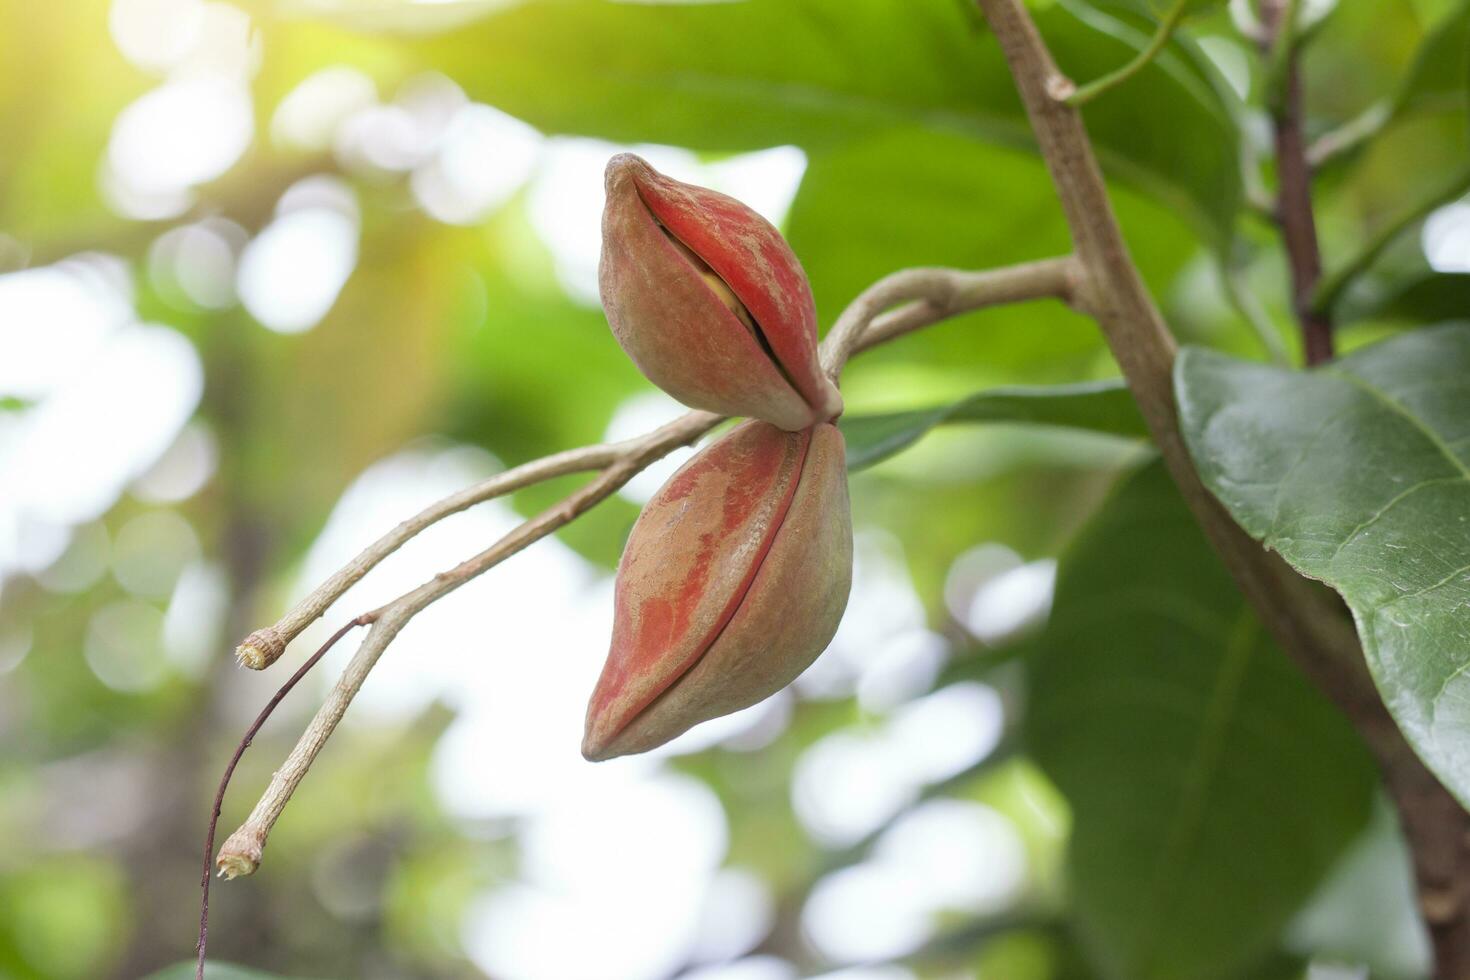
xmin=583 ymin=420 xmax=853 ymax=761
xmin=599 ymin=153 xmax=844 ymax=431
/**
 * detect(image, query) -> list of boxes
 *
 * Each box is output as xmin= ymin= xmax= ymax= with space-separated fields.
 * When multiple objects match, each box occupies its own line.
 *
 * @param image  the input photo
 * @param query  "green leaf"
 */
xmin=1026 ymin=460 xmax=1377 ymax=980
xmin=1392 ymin=0 xmax=1470 ymax=121
xmin=1176 ymin=324 xmax=1470 ymax=808
xmin=839 ymin=380 xmax=1148 ymax=472
xmin=400 ymin=0 xmax=1242 ymax=247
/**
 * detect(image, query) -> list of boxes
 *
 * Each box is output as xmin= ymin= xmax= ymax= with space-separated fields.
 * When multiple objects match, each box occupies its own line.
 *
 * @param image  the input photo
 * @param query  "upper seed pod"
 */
xmin=599 ymin=154 xmax=844 ymax=432
xmin=583 ymin=420 xmax=852 ymax=761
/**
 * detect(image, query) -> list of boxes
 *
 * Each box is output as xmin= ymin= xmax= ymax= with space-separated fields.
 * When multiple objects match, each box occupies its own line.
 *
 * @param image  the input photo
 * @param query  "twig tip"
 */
xmin=216 ymin=827 xmax=264 ymax=879
xmin=216 ymin=850 xmax=259 ymax=880
xmin=236 ymin=628 xmax=286 ymax=670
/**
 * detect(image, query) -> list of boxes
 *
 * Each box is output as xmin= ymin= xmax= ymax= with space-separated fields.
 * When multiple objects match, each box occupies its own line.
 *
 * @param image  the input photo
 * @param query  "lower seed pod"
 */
xmin=583 ymin=420 xmax=853 ymax=761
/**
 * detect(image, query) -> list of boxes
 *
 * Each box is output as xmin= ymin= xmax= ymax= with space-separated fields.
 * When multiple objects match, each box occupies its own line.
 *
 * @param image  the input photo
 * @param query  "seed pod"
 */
xmin=599 ymin=153 xmax=844 ymax=431
xmin=583 ymin=420 xmax=853 ymax=761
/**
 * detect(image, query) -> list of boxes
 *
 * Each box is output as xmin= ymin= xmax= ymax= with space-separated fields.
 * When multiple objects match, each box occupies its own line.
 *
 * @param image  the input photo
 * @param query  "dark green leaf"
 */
xmin=1176 ymin=324 xmax=1470 ymax=808
xmin=401 ymin=0 xmax=1241 ymax=247
xmin=1026 ymin=461 xmax=1377 ymax=979
xmin=840 ymin=380 xmax=1148 ymax=472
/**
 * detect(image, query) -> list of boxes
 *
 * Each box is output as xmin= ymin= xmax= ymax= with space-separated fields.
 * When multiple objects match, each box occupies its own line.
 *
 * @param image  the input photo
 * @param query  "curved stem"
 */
xmin=211 ymin=257 xmax=1078 ymax=883
xmin=196 ymin=618 xmax=367 ymax=979
xmin=241 ymin=262 xmax=1081 ymax=673
xmin=1064 ymin=0 xmax=1191 ymax=106
xmin=236 ymin=441 xmax=627 ymax=668
xmin=820 ymin=257 xmax=1085 ymax=377
xmin=214 ymin=417 xmax=716 ymax=878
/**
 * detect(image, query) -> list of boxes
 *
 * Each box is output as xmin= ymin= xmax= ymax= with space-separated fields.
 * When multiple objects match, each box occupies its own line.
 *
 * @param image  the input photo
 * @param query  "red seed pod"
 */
xmin=599 ymin=153 xmax=844 ymax=432
xmin=583 ymin=420 xmax=853 ymax=761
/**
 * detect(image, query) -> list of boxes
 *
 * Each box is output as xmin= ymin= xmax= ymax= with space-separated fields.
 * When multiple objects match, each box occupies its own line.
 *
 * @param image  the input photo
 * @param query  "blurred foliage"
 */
xmin=1027 ymin=460 xmax=1377 ymax=978
xmin=0 ymin=0 xmax=1464 ymax=978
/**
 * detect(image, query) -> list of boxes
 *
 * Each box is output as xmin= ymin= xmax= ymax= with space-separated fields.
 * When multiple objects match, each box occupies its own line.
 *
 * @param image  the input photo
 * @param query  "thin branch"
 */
xmin=210 ymin=260 xmax=1076 ymax=884
xmin=1261 ymin=0 xmax=1332 ymax=364
xmin=1263 ymin=0 xmax=1303 ymax=112
xmin=237 ymin=262 xmax=1071 ymax=673
xmin=196 ymin=617 xmax=367 ymax=980
xmin=821 ymin=257 xmax=1085 ymax=376
xmin=1308 ymin=100 xmax=1392 ymax=169
xmin=214 ymin=417 xmax=715 ymax=877
xmin=974 ymin=0 xmax=1470 ymax=972
xmin=1063 ymin=0 xmax=1191 ymax=106
xmin=237 ymin=259 xmax=1079 ymax=674
xmin=236 ymin=442 xmax=626 ymax=668
xmin=1313 ymin=162 xmax=1470 ymax=315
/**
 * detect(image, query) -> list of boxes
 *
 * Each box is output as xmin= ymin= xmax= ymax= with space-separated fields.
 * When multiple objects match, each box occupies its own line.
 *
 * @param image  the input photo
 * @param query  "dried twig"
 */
xmin=196 ymin=618 xmax=369 ymax=980
xmin=821 ymin=257 xmax=1085 ymax=376
xmin=236 ymin=259 xmax=1082 ymax=674
xmin=214 ymin=413 xmax=718 ymax=878
xmin=206 ymin=259 xmax=1075 ymax=886
xmin=236 ymin=439 xmax=638 ymax=669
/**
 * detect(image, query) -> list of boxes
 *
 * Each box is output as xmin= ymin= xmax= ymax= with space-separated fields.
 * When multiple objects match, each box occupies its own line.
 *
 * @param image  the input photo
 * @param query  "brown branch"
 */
xmin=973 ymin=0 xmax=1470 ymax=973
xmin=196 ymin=617 xmax=368 ymax=980
xmin=1262 ymin=0 xmax=1333 ymax=365
xmin=208 ymin=258 xmax=1075 ymax=890
xmin=214 ymin=420 xmax=714 ymax=878
xmin=235 ymin=441 xmax=630 ymax=669
xmin=238 ymin=260 xmax=1081 ymax=675
xmin=240 ymin=259 xmax=1082 ymax=674
xmin=820 ymin=257 xmax=1086 ymax=376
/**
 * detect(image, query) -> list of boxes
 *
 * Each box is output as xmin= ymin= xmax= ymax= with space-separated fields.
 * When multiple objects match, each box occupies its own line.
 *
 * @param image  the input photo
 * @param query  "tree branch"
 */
xmin=235 ymin=259 xmax=1081 ymax=674
xmin=208 ymin=259 xmax=1075 ymax=886
xmin=973 ymin=0 xmax=1470 ymax=972
xmin=1261 ymin=0 xmax=1333 ymax=364
xmin=197 ymin=617 xmax=369 ymax=980
xmin=821 ymin=257 xmax=1085 ymax=376
xmin=214 ymin=416 xmax=716 ymax=877
xmin=236 ymin=441 xmax=631 ymax=669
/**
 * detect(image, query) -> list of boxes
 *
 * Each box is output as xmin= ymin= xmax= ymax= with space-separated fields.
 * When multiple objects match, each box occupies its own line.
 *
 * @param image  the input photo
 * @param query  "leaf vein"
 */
xmin=1327 ymin=366 xmax=1470 ymax=478
xmin=1327 ymin=476 xmax=1465 ymax=564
